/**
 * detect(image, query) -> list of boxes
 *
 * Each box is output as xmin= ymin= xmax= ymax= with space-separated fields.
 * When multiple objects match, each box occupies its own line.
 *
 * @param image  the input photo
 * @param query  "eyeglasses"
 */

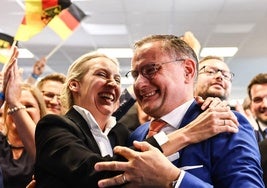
xmin=125 ymin=59 xmax=185 ymax=80
xmin=42 ymin=91 xmax=61 ymax=101
xmin=199 ymin=66 xmax=234 ymax=81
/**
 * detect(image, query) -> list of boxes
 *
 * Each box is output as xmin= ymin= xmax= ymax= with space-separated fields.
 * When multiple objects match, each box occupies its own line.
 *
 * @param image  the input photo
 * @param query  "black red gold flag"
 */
xmin=15 ymin=0 xmax=71 ymax=41
xmin=48 ymin=3 xmax=86 ymax=40
xmin=0 ymin=33 xmax=19 ymax=63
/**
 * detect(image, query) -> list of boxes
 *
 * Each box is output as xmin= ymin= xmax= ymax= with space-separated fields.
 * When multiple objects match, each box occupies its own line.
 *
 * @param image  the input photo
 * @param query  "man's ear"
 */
xmin=183 ymin=59 xmax=197 ymax=81
xmin=69 ymin=80 xmax=80 ymax=92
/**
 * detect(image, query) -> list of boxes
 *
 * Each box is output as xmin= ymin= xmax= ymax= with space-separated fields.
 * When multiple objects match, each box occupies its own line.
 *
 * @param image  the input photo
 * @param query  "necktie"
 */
xmin=147 ymin=119 xmax=166 ymax=137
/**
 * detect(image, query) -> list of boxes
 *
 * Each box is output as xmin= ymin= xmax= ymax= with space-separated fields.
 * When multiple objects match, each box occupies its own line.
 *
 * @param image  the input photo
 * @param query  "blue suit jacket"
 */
xmin=129 ymin=100 xmax=264 ymax=188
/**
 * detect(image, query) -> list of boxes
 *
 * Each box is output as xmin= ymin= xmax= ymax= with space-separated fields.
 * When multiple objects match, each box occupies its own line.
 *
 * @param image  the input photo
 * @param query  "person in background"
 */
xmin=179 ymin=31 xmax=201 ymax=59
xmin=34 ymin=50 xmax=239 ymax=188
xmin=25 ymin=57 xmax=46 ymax=85
xmin=246 ymin=73 xmax=267 ymax=187
xmin=259 ymin=137 xmax=267 ymax=187
xmin=247 ymin=73 xmax=267 ymax=142
xmin=36 ymin=73 xmax=66 ymax=115
xmin=95 ymin=34 xmax=263 ymax=188
xmin=194 ymin=55 xmax=233 ymax=101
xmin=235 ymin=96 xmax=258 ymax=130
xmin=0 ymin=47 xmax=46 ymax=188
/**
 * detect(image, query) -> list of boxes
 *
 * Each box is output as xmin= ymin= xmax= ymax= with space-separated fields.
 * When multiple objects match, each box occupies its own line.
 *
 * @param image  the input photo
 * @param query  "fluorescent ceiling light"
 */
xmin=200 ymin=47 xmax=238 ymax=57
xmin=18 ymin=48 xmax=34 ymax=58
xmin=0 ymin=48 xmax=34 ymax=59
xmin=97 ymin=48 xmax=133 ymax=58
xmin=82 ymin=23 xmax=128 ymax=35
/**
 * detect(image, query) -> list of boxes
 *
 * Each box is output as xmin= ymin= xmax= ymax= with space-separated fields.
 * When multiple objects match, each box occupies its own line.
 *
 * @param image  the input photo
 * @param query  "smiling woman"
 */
xmin=34 ymin=51 xmax=131 ymax=187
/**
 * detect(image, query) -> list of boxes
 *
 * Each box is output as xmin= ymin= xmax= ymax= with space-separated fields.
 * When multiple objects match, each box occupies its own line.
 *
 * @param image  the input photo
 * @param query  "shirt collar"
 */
xmin=73 ymin=105 xmax=117 ymax=135
xmin=159 ymin=99 xmax=194 ymax=129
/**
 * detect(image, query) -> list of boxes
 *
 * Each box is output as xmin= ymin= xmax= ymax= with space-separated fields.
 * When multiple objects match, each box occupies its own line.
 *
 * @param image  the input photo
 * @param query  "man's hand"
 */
xmin=95 ymin=141 xmax=180 ymax=188
xmin=32 ymin=57 xmax=46 ymax=77
xmin=180 ymin=31 xmax=201 ymax=58
xmin=195 ymin=96 xmax=229 ymax=111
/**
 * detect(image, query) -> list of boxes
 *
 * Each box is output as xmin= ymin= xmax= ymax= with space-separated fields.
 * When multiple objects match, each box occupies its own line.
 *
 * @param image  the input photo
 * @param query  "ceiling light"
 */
xmin=200 ymin=47 xmax=238 ymax=57
xmin=97 ymin=48 xmax=133 ymax=58
xmin=82 ymin=23 xmax=128 ymax=35
xmin=0 ymin=48 xmax=34 ymax=59
xmin=18 ymin=48 xmax=34 ymax=58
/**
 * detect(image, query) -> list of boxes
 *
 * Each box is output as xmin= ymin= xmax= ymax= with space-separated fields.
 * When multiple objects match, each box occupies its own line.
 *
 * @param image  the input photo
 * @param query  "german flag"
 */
xmin=15 ymin=0 xmax=71 ymax=41
xmin=0 ymin=33 xmax=19 ymax=63
xmin=48 ymin=3 xmax=86 ymax=40
xmin=27 ymin=0 xmax=71 ymax=25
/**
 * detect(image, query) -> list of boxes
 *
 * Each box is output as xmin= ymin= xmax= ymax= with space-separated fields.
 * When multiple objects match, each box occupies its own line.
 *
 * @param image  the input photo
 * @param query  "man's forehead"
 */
xmin=200 ymin=59 xmax=229 ymax=70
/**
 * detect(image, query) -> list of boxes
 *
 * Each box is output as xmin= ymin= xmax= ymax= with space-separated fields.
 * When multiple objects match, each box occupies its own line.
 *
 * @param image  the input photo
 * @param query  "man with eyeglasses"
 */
xmin=194 ymin=56 xmax=234 ymax=101
xmin=95 ymin=34 xmax=263 ymax=188
xmin=37 ymin=73 xmax=66 ymax=115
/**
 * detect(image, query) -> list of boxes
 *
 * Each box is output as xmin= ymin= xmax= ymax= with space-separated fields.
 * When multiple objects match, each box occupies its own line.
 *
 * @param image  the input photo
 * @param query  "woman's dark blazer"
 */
xmin=34 ymin=107 xmax=130 ymax=188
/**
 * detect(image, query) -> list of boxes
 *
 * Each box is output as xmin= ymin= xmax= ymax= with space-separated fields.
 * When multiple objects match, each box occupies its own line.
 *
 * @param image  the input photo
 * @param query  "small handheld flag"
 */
xmin=15 ymin=0 xmax=71 ymax=41
xmin=48 ymin=3 xmax=86 ymax=40
xmin=0 ymin=33 xmax=19 ymax=64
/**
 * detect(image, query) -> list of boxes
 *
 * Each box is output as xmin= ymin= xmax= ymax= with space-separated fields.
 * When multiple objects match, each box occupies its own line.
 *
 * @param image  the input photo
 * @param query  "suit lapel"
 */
xmin=179 ymin=100 xmax=202 ymax=128
xmin=65 ymin=107 xmax=101 ymax=154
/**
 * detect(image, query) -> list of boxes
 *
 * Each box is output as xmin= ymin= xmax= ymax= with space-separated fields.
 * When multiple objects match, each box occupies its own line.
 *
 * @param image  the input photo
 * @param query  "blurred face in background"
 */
xmin=250 ymin=83 xmax=267 ymax=124
xmin=40 ymin=80 xmax=63 ymax=115
xmin=195 ymin=59 xmax=233 ymax=100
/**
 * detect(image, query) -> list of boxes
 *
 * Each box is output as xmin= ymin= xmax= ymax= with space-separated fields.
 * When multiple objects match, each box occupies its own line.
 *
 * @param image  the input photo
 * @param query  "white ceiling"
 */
xmin=1 ymin=0 xmax=267 ymax=102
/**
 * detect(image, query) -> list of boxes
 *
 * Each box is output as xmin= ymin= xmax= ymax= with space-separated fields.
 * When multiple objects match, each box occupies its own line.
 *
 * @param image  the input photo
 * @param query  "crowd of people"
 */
xmin=0 ymin=31 xmax=265 ymax=188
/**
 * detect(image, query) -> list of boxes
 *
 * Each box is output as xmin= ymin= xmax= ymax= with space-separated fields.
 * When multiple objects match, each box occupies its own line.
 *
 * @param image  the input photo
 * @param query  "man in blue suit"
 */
xmin=95 ymin=34 xmax=264 ymax=187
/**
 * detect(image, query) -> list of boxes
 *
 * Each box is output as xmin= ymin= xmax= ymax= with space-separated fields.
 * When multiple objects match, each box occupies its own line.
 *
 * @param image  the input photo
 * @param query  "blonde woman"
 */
xmin=0 ymin=47 xmax=46 ymax=188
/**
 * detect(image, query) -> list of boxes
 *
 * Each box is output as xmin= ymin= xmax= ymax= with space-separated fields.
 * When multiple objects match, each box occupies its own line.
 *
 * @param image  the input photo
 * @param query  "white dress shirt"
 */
xmin=73 ymin=105 xmax=116 ymax=157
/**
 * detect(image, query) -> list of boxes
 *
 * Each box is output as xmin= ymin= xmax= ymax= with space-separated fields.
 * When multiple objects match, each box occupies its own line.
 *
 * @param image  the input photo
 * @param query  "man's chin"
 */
xmin=207 ymin=92 xmax=226 ymax=100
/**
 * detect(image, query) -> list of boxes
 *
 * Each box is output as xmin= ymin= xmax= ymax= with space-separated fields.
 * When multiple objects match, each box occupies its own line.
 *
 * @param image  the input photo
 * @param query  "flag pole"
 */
xmin=46 ymin=39 xmax=66 ymax=60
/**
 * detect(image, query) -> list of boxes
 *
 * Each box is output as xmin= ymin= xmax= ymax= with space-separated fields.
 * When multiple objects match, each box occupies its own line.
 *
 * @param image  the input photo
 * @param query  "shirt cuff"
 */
xmin=174 ymin=170 xmax=185 ymax=188
xmin=154 ymin=131 xmax=169 ymax=146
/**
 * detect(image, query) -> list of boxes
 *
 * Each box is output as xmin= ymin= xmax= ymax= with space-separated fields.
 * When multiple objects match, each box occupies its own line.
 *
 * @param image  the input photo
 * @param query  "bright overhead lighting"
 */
xmin=97 ymin=48 xmax=133 ymax=58
xmin=18 ymin=48 xmax=34 ymax=58
xmin=82 ymin=23 xmax=128 ymax=35
xmin=0 ymin=48 xmax=34 ymax=59
xmin=200 ymin=47 xmax=238 ymax=57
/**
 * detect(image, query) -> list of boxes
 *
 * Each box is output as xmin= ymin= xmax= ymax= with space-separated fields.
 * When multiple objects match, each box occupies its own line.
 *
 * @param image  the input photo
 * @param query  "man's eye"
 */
xmin=207 ymin=70 xmax=215 ymax=74
xmin=45 ymin=94 xmax=55 ymax=98
xmin=144 ymin=66 xmax=157 ymax=75
xmin=253 ymin=98 xmax=262 ymax=103
xmin=131 ymin=71 xmax=139 ymax=79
